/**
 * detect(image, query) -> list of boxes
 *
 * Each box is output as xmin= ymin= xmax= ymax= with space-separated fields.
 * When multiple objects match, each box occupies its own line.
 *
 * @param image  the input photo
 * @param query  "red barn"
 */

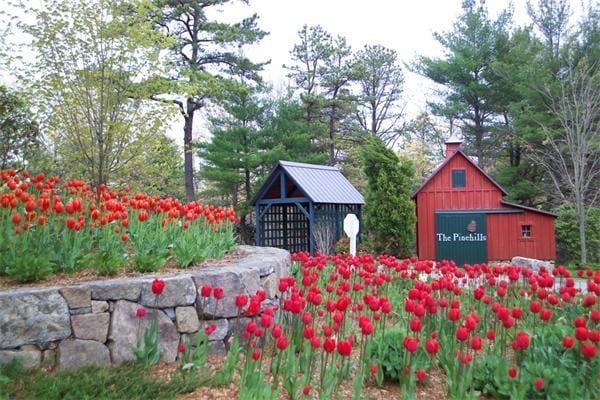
xmin=413 ymin=137 xmax=556 ymax=265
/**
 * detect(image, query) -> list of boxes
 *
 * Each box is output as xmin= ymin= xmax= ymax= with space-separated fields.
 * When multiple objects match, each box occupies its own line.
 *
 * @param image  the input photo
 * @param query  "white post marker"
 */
xmin=343 ymin=213 xmax=359 ymax=256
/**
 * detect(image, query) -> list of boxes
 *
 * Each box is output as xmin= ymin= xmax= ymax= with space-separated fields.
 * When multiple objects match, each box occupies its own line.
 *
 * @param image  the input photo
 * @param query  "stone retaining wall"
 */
xmin=0 ymin=246 xmax=290 ymax=370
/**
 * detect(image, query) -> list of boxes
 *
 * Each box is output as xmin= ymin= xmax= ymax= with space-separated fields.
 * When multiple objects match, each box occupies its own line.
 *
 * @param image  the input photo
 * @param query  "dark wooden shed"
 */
xmin=250 ymin=161 xmax=365 ymax=254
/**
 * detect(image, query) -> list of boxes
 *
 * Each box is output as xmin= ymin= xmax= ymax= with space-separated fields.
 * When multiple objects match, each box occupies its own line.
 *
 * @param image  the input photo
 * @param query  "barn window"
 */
xmin=452 ymin=169 xmax=466 ymax=188
xmin=521 ymin=225 xmax=532 ymax=238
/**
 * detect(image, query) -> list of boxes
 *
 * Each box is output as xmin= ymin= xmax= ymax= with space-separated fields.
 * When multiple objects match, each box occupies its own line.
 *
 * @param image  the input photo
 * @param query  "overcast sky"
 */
xmin=1 ymin=0 xmax=586 ymax=144
xmin=174 ymin=0 xmax=551 ymax=143
xmin=230 ymin=0 xmax=534 ymax=115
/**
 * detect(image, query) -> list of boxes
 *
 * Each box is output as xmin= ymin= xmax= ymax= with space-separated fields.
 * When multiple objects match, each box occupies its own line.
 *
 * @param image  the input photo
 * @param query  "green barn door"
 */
xmin=435 ymin=212 xmax=487 ymax=266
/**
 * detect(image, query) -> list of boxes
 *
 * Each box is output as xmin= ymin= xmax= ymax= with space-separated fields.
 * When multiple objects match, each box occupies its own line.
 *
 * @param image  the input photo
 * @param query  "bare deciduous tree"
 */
xmin=529 ymin=62 xmax=599 ymax=264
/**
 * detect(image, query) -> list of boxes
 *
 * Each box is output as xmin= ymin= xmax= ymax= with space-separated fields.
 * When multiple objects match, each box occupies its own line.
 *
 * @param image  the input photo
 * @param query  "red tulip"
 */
xmin=260 ymin=313 xmax=273 ymax=328
xmin=471 ymin=336 xmax=482 ymax=351
xmin=508 ymin=368 xmax=517 ymax=378
xmin=337 ymin=339 xmax=352 ymax=356
xmin=200 ymin=285 xmax=212 ymax=298
xmin=529 ymin=301 xmax=542 ymax=314
xmin=403 ymin=336 xmax=419 ymax=352
xmin=580 ymin=342 xmax=597 ymax=359
xmin=370 ymin=363 xmax=378 ymax=375
xmin=456 ymin=326 xmax=469 ymax=342
xmin=540 ymin=308 xmax=553 ymax=321
xmin=251 ymin=349 xmax=261 ymax=361
xmin=276 ymin=336 xmax=289 ymax=351
xmin=512 ymin=331 xmax=530 ymax=350
xmin=534 ymin=377 xmax=544 ymax=390
xmin=562 ymin=336 xmax=574 ymax=349
xmin=213 ymin=287 xmax=224 ymax=300
xmin=310 ymin=335 xmax=321 ymax=349
xmin=324 ymin=338 xmax=336 ymax=353
xmin=302 ymin=312 xmax=312 ymax=325
xmin=448 ymin=308 xmax=460 ymax=321
xmin=425 ymin=338 xmax=439 ymax=355
xmin=416 ymin=369 xmax=426 ymax=381
xmin=178 ymin=343 xmax=185 ymax=353
xmin=151 ymin=278 xmax=165 ymax=295
xmin=204 ymin=323 xmax=217 ymax=336
xmin=303 ymin=326 xmax=315 ymax=339
xmin=271 ymin=324 xmax=282 ymax=339
xmin=575 ymin=327 xmax=589 ymax=341
xmin=582 ymin=294 xmax=596 ymax=307
xmin=136 ymin=307 xmax=146 ymax=318
xmin=361 ymin=321 xmax=374 ymax=336
xmin=409 ymin=317 xmax=422 ymax=332
xmin=574 ymin=316 xmax=587 ymax=328
xmin=235 ymin=294 xmax=248 ymax=308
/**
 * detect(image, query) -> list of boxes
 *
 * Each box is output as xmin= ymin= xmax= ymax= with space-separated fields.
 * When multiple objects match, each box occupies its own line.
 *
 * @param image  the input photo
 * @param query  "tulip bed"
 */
xmin=213 ymin=252 xmax=598 ymax=400
xmin=0 ymin=169 xmax=237 ymax=282
xmin=1 ymin=252 xmax=599 ymax=399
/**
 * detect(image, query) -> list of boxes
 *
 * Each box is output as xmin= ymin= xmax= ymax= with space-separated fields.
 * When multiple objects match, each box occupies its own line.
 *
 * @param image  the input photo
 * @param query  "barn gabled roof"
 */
xmin=411 ymin=149 xmax=508 ymax=199
xmin=500 ymin=200 xmax=558 ymax=217
xmin=251 ymin=160 xmax=365 ymax=205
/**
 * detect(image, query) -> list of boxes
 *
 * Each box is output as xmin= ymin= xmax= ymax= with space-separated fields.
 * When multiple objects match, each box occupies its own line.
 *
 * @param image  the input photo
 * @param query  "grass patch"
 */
xmin=0 ymin=360 xmax=195 ymax=400
xmin=562 ymin=261 xmax=600 ymax=276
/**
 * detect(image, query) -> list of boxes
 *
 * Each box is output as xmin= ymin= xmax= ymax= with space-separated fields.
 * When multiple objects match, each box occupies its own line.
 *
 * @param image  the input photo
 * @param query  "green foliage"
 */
xmin=415 ymin=0 xmax=512 ymax=167
xmin=0 ymin=85 xmax=41 ymax=170
xmin=210 ymin=337 xmax=241 ymax=387
xmin=361 ymin=136 xmax=415 ymax=257
xmin=15 ymin=0 xmax=170 ymax=187
xmin=368 ymin=326 xmax=407 ymax=381
xmin=555 ymin=204 xmax=600 ymax=264
xmin=129 ymin=217 xmax=170 ymax=273
xmin=145 ymin=0 xmax=268 ymax=200
xmin=199 ymin=96 xmax=327 ymax=228
xmin=0 ymin=360 xmax=183 ymax=400
xmin=353 ymin=44 xmax=404 ymax=143
xmin=132 ymin=318 xmax=161 ymax=366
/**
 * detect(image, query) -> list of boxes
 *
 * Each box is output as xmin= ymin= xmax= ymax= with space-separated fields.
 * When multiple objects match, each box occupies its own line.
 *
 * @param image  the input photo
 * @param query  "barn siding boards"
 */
xmin=414 ymin=143 xmax=556 ymax=264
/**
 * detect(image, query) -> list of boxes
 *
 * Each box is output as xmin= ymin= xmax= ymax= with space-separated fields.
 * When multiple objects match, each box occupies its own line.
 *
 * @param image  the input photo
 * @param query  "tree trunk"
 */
xmin=183 ymin=101 xmax=196 ymax=202
xmin=473 ymin=106 xmax=484 ymax=169
xmin=328 ymin=104 xmax=336 ymax=165
xmin=577 ymin=201 xmax=588 ymax=265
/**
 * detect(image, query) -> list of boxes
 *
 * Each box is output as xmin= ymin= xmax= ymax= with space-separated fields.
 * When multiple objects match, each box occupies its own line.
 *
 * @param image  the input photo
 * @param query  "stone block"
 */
xmin=92 ymin=300 xmax=109 ymax=313
xmin=139 ymin=275 xmax=196 ymax=308
xmin=58 ymin=339 xmax=110 ymax=370
xmin=0 ymin=288 xmax=71 ymax=349
xmin=175 ymin=306 xmax=200 ymax=333
xmin=70 ymin=307 xmax=92 ymax=315
xmin=59 ymin=286 xmax=91 ymax=309
xmin=72 ymin=313 xmax=109 ymax=343
xmin=108 ymin=300 xmax=179 ymax=364
xmin=511 ymin=256 xmax=554 ymax=273
xmin=89 ymin=278 xmax=142 ymax=301
xmin=0 ymin=348 xmax=41 ymax=369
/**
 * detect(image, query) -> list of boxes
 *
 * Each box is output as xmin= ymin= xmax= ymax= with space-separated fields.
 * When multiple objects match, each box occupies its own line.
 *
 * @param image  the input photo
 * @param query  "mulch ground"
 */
xmin=147 ymin=350 xmax=450 ymax=400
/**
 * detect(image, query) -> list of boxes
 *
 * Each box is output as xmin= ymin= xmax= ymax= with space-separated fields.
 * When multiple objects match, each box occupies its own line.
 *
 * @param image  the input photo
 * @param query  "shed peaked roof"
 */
xmin=252 ymin=160 xmax=364 ymax=205
xmin=412 ymin=149 xmax=508 ymax=198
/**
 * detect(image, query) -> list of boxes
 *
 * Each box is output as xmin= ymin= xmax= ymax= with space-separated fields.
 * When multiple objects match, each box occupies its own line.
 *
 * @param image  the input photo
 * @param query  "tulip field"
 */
xmin=200 ymin=252 xmax=598 ymax=400
xmin=1 ymin=168 xmax=599 ymax=399
xmin=0 ymin=169 xmax=237 ymax=282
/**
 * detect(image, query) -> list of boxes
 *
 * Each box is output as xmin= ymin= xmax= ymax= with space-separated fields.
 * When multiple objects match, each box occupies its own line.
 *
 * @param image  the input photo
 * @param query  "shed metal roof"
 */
xmin=252 ymin=160 xmax=364 ymax=205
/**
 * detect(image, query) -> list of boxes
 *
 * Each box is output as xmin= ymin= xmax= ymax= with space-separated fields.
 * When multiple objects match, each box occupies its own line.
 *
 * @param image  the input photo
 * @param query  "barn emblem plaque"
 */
xmin=436 ymin=219 xmax=487 ymax=243
xmin=467 ymin=220 xmax=477 ymax=232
